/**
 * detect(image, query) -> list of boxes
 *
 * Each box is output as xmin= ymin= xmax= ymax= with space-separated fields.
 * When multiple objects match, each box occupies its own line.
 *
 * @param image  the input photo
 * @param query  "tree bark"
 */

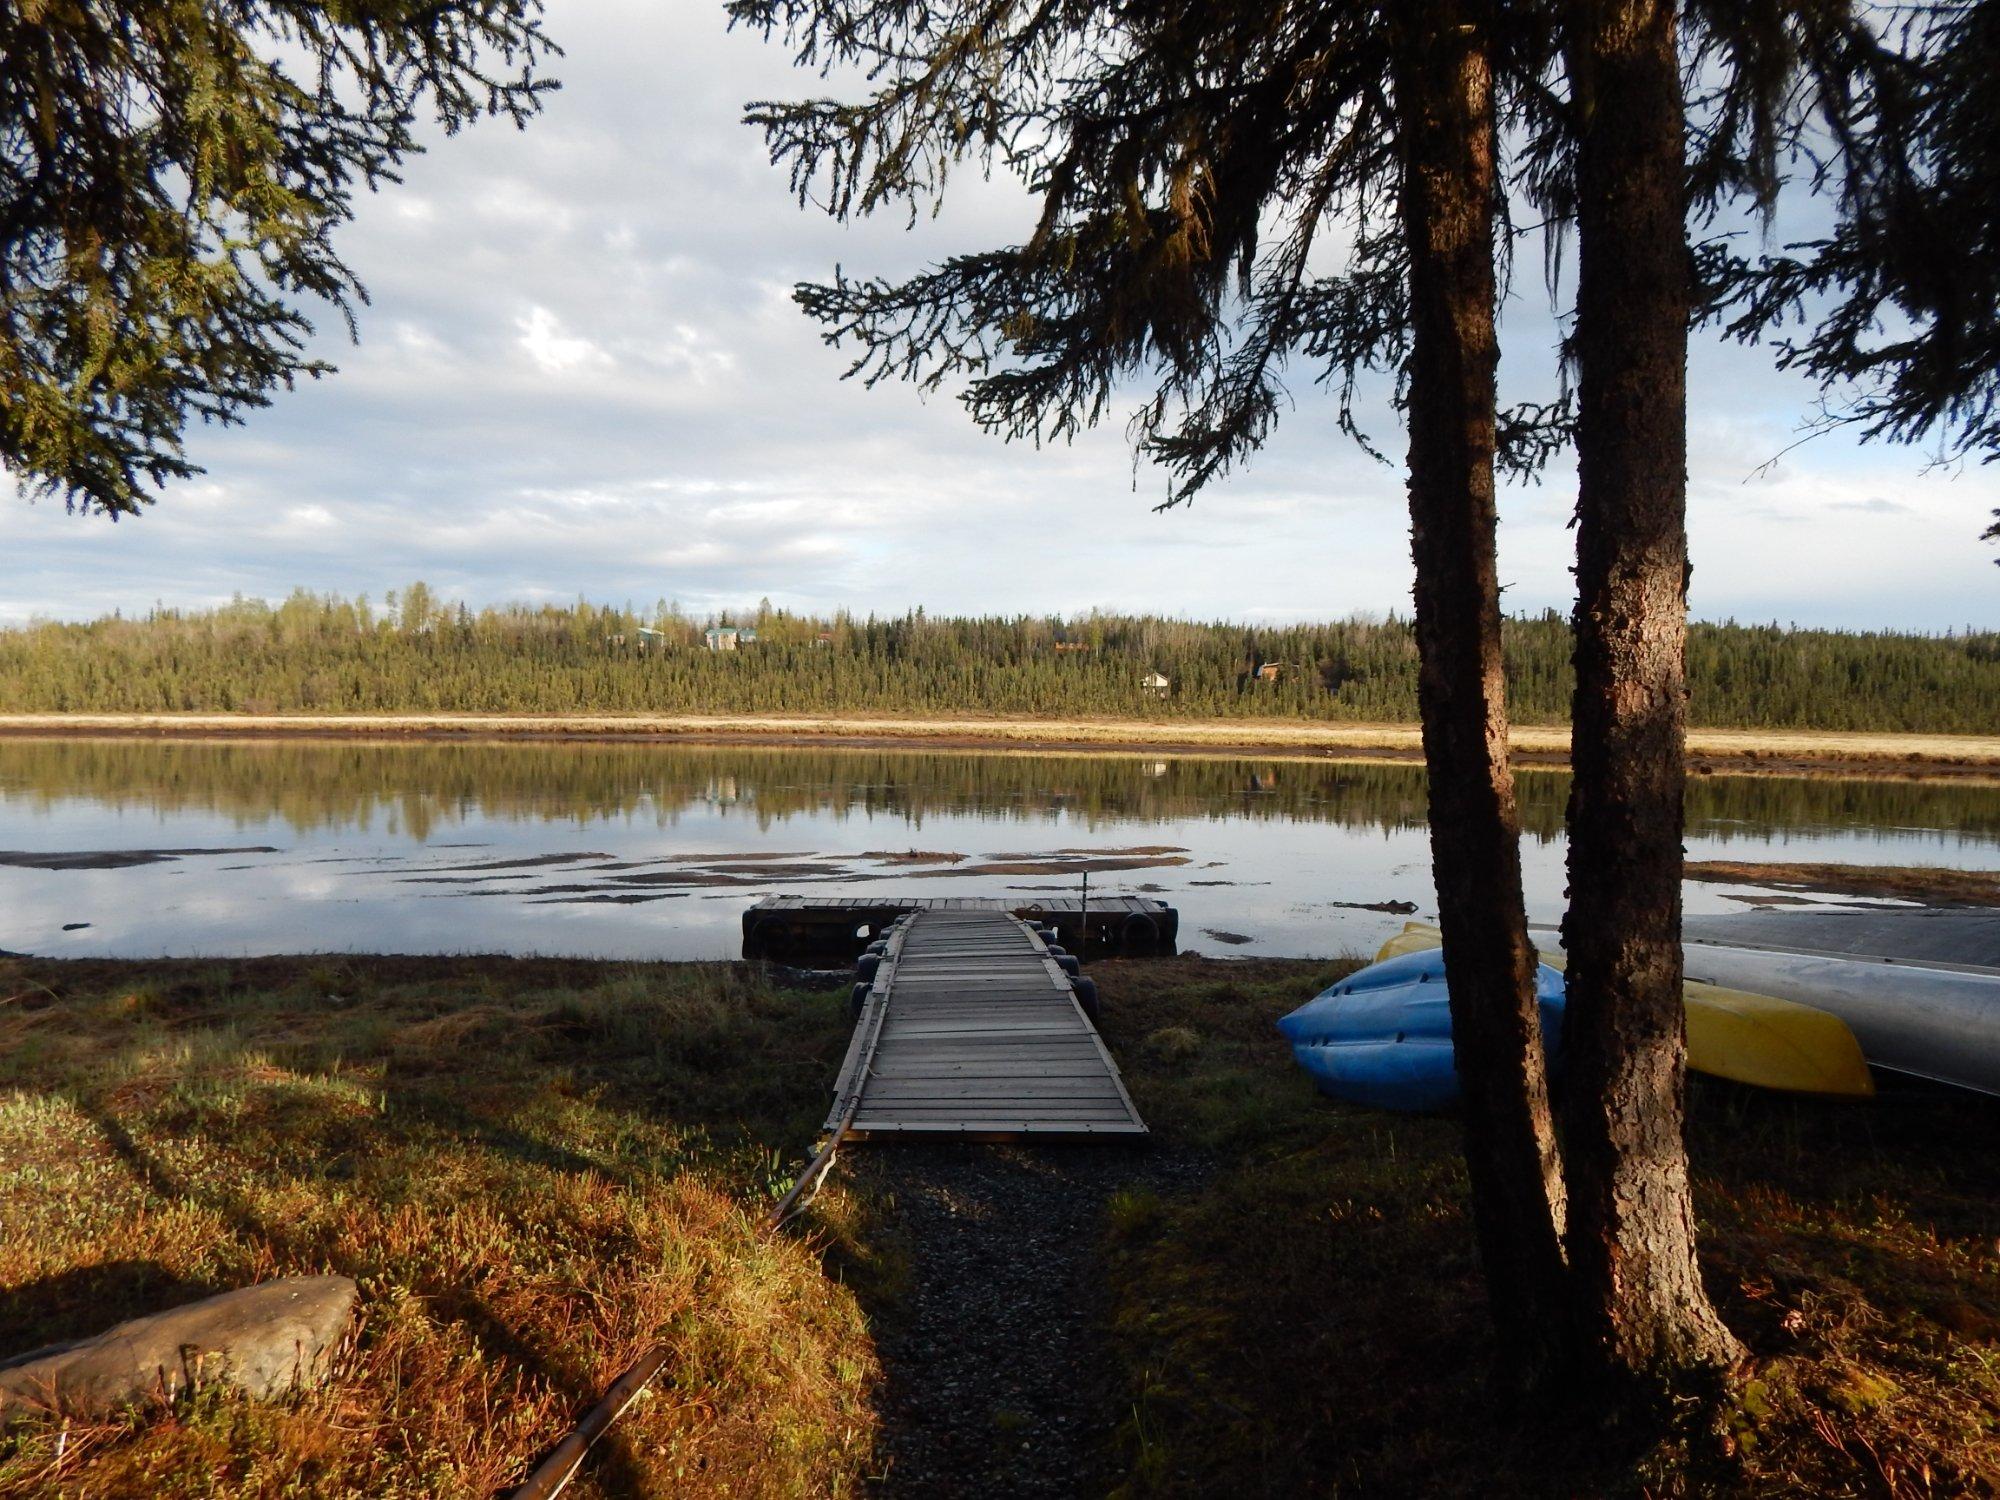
xmin=1560 ymin=0 xmax=1746 ymax=1389
xmin=1391 ymin=2 xmax=1572 ymax=1387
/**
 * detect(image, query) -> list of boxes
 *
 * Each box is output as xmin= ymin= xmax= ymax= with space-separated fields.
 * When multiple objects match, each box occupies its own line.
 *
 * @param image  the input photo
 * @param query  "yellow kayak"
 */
xmin=1375 ymin=923 xmax=1874 ymax=1099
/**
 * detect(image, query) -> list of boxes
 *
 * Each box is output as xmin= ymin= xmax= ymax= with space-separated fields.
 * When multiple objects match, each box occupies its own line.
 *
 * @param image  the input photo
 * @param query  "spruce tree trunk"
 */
xmin=1560 ymin=0 xmax=1745 ymax=1387
xmin=1391 ymin=2 xmax=1572 ymax=1386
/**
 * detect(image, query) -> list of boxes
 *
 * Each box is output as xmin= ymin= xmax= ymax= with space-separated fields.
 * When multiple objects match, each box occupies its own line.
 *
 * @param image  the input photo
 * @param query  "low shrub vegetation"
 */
xmin=0 ymin=955 xmax=877 ymax=1497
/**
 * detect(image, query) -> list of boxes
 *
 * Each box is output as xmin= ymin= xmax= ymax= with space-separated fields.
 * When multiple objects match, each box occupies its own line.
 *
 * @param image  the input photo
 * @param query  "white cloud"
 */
xmin=3 ymin=0 xmax=1995 ymax=632
xmin=516 ymin=305 xmax=610 ymax=375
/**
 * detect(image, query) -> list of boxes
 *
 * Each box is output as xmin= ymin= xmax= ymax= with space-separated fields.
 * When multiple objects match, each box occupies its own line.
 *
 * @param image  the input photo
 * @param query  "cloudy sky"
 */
xmin=5 ymin=2 xmax=1996 ymax=631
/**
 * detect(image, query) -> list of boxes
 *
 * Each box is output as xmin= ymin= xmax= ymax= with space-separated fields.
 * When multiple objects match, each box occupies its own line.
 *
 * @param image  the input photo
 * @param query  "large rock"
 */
xmin=0 ymin=1275 xmax=357 ymax=1421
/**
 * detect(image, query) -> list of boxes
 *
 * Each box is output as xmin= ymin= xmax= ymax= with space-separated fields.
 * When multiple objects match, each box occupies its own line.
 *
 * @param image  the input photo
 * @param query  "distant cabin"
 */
xmin=608 ymin=627 xmax=670 ymax=650
xmin=1141 ymin=671 xmax=1171 ymax=696
xmin=812 ymin=631 xmax=835 ymax=648
xmin=1053 ymin=641 xmax=1093 ymax=653
xmin=704 ymin=626 xmax=758 ymax=652
xmin=1256 ymin=662 xmax=1283 ymax=683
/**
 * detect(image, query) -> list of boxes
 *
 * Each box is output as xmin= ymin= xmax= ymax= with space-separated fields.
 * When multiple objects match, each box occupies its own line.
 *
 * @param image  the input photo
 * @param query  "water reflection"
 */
xmin=1 ymin=737 xmax=1994 ymax=961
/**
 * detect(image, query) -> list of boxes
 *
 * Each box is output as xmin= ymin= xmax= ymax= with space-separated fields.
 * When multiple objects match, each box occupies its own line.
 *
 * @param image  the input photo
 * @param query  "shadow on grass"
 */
xmin=0 ymin=951 xmax=870 ymax=1495
xmin=59 ymin=1087 xmax=673 ymax=1498
xmin=1089 ymin=955 xmax=2000 ymax=1498
xmin=0 ymin=1262 xmax=225 ymax=1355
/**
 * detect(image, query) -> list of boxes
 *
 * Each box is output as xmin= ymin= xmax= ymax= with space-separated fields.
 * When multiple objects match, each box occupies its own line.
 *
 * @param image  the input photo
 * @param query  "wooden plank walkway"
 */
xmin=828 ymin=909 xmax=1148 ymax=1141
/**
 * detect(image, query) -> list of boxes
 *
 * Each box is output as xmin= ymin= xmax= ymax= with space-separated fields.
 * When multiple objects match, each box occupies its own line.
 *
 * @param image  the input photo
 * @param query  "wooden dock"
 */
xmin=828 ymin=909 xmax=1148 ymax=1140
xmin=743 ymin=894 xmax=1178 ymax=963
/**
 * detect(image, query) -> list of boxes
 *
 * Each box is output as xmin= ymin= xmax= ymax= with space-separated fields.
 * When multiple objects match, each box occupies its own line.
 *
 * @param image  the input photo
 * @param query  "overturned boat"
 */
xmin=1280 ymin=923 xmax=1875 ymax=1112
xmin=1679 ymin=939 xmax=2000 ymax=1098
xmin=1276 ymin=946 xmax=1567 ymax=1113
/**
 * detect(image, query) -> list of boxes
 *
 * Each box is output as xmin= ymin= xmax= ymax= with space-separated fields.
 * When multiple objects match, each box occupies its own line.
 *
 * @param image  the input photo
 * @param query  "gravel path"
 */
xmin=852 ymin=1142 xmax=1205 ymax=1498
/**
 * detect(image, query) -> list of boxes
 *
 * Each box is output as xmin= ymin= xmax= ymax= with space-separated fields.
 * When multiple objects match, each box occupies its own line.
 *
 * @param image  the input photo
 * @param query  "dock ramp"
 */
xmin=829 ymin=908 xmax=1147 ymax=1141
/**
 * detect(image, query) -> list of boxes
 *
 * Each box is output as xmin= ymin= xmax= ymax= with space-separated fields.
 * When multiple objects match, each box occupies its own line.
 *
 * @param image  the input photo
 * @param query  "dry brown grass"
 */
xmin=9 ymin=947 xmax=1997 ymax=1496
xmin=0 ymin=956 xmax=878 ymax=1497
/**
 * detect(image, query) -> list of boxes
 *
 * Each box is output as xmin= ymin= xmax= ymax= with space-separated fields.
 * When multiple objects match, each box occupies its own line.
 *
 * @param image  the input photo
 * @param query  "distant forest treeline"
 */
xmin=2 ymin=588 xmax=1996 ymax=732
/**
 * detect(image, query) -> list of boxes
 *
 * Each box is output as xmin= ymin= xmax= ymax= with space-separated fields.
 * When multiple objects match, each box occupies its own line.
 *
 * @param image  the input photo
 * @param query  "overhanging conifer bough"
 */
xmin=1 ymin=0 xmax=558 ymax=517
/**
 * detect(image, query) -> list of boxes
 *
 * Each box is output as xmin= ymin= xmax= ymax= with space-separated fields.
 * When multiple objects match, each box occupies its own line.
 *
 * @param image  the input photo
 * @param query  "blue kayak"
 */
xmin=1277 ymin=948 xmax=1567 ymax=1112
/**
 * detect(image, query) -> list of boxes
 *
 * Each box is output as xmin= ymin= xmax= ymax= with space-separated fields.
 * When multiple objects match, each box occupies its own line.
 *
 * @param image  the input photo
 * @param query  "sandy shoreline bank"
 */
xmin=3 ymin=711 xmax=1998 ymax=779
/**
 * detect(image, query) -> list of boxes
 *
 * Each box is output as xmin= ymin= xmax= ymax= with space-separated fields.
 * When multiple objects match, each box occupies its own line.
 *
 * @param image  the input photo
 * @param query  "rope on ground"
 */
xmin=765 ymin=1106 xmax=854 ymax=1234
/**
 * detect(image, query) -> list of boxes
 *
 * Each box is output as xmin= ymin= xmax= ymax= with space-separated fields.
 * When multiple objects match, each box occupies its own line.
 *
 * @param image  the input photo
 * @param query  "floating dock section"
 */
xmin=743 ymin=894 xmax=1177 ymax=963
xmin=828 ymin=908 xmax=1147 ymax=1141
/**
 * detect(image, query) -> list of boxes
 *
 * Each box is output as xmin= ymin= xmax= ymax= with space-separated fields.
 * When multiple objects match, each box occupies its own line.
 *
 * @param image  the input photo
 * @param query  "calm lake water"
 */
xmin=3 ymin=737 xmax=1997 ymax=961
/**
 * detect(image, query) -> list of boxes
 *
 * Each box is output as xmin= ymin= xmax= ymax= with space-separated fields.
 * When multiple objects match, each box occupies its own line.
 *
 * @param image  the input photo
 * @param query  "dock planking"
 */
xmin=829 ymin=908 xmax=1147 ymax=1141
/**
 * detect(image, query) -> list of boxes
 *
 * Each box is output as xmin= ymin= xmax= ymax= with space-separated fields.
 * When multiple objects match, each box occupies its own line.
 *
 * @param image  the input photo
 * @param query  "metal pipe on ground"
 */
xmin=508 ymin=1343 xmax=675 ymax=1500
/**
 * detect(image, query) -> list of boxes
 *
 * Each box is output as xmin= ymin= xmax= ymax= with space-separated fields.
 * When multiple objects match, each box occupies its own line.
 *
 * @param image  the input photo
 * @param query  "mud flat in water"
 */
xmin=0 ymin=846 xmax=279 ymax=870
xmin=1685 ymin=859 xmax=2000 ymax=908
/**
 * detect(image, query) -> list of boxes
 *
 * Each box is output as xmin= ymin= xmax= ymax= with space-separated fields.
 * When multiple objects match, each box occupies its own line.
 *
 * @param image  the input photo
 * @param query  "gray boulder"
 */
xmin=0 ymin=1274 xmax=357 ymax=1421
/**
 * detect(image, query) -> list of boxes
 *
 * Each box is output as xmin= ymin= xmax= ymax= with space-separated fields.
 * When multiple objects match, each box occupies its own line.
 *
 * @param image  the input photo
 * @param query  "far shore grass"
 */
xmin=4 ymin=711 xmax=2000 ymax=779
xmin=5 ymin=952 xmax=1998 ymax=1494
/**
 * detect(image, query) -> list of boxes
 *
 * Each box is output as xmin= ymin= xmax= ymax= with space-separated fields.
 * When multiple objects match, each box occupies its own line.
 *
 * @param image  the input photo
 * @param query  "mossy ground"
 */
xmin=3 ymin=950 xmax=1996 ymax=1496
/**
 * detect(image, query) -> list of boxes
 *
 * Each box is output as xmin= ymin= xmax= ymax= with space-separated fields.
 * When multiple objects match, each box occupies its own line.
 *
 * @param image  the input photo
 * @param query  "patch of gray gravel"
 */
xmin=853 ymin=1142 xmax=1207 ymax=1497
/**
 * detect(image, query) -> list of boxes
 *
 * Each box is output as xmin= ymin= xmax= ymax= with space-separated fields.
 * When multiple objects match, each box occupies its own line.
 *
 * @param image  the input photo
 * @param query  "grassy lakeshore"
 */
xmin=3 ymin=952 xmax=1998 ymax=1495
xmin=4 ymin=712 xmax=2000 ymax=778
xmin=0 ymin=956 xmax=879 ymax=1497
xmin=1095 ymin=961 xmax=2000 ymax=1496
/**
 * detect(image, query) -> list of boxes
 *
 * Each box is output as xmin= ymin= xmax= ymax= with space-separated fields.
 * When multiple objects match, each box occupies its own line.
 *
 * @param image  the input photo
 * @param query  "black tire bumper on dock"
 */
xmin=742 ymin=896 xmax=1178 ymax=963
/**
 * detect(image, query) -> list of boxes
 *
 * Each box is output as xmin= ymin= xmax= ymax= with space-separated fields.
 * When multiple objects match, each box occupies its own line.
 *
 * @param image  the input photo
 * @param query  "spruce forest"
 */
xmin=3 ymin=588 xmax=1995 ymax=732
